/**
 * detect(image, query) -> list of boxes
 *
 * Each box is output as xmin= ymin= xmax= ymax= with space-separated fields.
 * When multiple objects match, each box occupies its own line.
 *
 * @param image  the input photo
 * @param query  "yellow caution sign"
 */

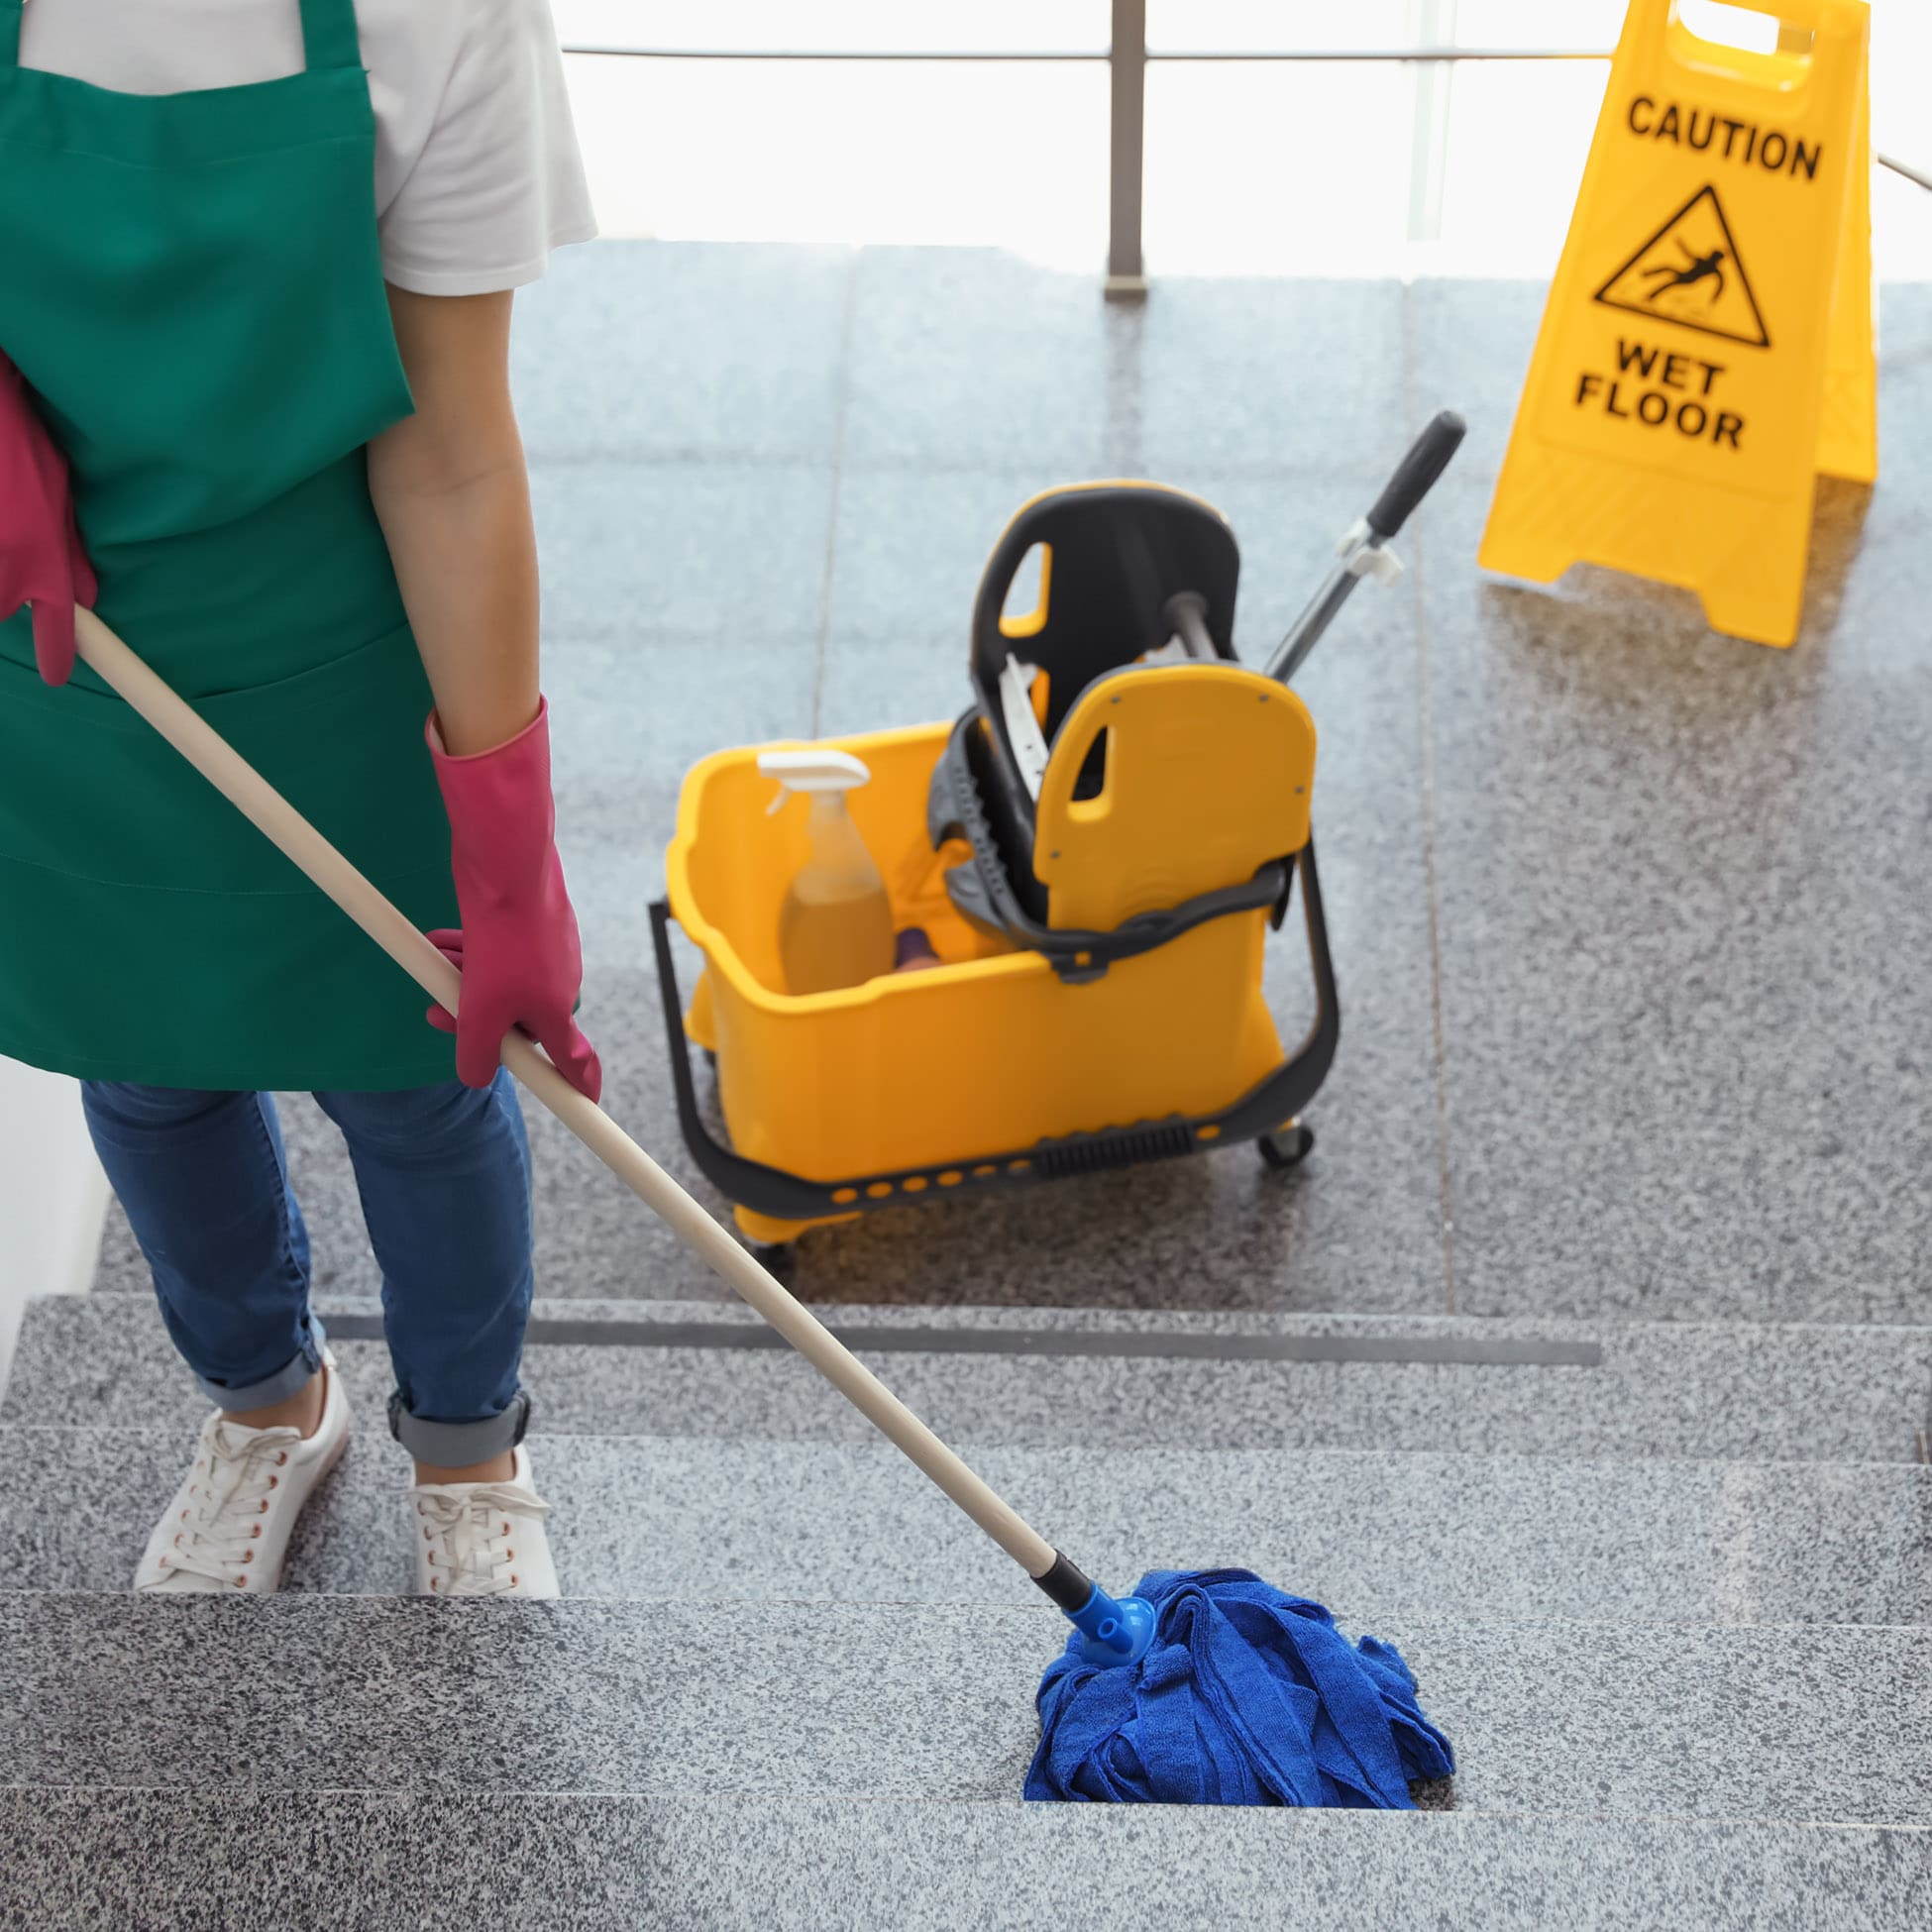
xmin=1480 ymin=0 xmax=1876 ymax=648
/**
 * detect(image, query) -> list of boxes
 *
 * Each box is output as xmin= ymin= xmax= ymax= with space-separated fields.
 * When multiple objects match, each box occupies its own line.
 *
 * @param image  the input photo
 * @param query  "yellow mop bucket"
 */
xmin=653 ymin=719 xmax=1335 ymax=1246
xmin=651 ymin=418 xmax=1464 ymax=1248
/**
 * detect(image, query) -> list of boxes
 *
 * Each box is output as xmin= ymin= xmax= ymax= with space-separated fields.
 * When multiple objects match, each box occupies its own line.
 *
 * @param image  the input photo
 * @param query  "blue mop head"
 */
xmin=1025 ymin=1568 xmax=1454 ymax=1806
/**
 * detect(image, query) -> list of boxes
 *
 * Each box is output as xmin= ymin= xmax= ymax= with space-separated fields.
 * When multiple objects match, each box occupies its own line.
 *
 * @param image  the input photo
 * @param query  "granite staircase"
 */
xmin=3 ymin=1287 xmax=1929 ymax=1928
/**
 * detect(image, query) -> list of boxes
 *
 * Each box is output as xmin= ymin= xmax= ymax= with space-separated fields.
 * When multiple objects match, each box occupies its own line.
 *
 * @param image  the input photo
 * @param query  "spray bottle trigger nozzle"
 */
xmin=758 ymin=747 xmax=873 ymax=813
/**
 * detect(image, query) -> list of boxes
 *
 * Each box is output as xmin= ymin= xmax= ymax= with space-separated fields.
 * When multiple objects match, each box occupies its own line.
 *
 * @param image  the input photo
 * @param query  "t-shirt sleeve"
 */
xmin=376 ymin=0 xmax=598 ymax=297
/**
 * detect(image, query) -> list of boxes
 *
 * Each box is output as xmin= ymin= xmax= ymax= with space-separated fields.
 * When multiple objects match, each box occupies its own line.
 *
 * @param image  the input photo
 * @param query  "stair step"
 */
xmin=1 ymin=1593 xmax=1926 ymax=1826
xmin=1 ymin=1788 xmax=1926 ymax=1931
xmin=7 ymin=1425 xmax=1929 ymax=1627
xmin=9 ymin=1293 xmax=1930 ymax=1462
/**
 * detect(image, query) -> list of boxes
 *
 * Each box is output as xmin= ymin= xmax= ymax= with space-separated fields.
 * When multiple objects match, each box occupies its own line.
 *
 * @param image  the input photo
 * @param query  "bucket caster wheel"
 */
xmin=702 ymin=1048 xmax=717 ymax=1075
xmin=1258 ymin=1123 xmax=1315 ymax=1171
xmin=747 ymin=1240 xmax=798 ymax=1277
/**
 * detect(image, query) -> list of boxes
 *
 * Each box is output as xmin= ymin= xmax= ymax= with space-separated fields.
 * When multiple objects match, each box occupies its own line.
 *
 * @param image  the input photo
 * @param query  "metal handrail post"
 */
xmin=1107 ymin=0 xmax=1149 ymax=299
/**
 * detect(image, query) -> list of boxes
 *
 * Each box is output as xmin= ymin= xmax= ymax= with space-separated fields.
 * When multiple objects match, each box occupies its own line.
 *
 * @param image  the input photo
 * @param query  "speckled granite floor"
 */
xmin=26 ymin=248 xmax=1932 ymax=1928
xmin=3 ymin=1592 xmax=1929 ymax=1823
xmin=12 ymin=1292 xmax=1932 ymax=1463
xmin=3 ymin=1793 xmax=1925 ymax=1932
xmin=9 ymin=1421 xmax=1932 ymax=1624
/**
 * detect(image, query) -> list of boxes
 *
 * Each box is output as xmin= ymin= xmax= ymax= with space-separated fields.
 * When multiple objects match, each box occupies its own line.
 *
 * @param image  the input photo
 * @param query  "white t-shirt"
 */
xmin=19 ymin=0 xmax=597 ymax=296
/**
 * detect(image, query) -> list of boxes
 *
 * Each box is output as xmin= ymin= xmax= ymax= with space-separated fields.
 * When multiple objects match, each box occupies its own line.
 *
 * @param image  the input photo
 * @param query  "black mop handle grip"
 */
xmin=1365 ymin=409 xmax=1467 ymax=539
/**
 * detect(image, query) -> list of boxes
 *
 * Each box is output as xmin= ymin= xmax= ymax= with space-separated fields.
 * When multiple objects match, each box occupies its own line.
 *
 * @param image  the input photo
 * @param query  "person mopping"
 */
xmin=0 ymin=0 xmax=602 ymax=1597
xmin=2 ymin=0 xmax=1460 ymax=1808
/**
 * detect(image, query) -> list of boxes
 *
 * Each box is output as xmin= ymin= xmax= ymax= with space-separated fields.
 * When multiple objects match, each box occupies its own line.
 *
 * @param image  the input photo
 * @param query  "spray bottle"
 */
xmin=759 ymin=749 xmax=896 ymax=995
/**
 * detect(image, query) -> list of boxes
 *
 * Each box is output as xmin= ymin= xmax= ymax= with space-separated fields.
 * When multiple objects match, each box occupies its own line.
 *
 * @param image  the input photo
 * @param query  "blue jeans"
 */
xmin=81 ymin=1074 xmax=535 ymax=1464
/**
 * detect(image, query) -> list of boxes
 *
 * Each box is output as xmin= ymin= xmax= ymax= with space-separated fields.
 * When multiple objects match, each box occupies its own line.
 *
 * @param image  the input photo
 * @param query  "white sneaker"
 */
xmin=135 ymin=1352 xmax=349 ymax=1595
xmin=411 ymin=1446 xmax=558 ymax=1599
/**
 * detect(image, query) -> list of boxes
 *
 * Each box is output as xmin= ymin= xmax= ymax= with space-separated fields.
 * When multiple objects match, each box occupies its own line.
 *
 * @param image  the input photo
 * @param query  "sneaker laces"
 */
xmin=162 ymin=1418 xmax=303 ymax=1588
xmin=415 ymin=1482 xmax=551 ymax=1597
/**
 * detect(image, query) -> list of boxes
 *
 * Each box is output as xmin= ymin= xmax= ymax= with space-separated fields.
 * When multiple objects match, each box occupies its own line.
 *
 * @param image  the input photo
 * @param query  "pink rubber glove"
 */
xmin=426 ymin=698 xmax=602 ymax=1102
xmin=0 ymin=350 xmax=97 ymax=686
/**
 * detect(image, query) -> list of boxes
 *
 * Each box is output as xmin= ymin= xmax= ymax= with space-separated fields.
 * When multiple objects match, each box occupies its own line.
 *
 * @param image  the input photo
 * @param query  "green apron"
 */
xmin=0 ymin=0 xmax=461 ymax=1091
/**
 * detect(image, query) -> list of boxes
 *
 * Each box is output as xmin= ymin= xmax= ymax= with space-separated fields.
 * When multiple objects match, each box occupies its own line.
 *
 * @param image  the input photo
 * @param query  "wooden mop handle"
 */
xmin=72 ymin=608 xmax=1059 ymax=1581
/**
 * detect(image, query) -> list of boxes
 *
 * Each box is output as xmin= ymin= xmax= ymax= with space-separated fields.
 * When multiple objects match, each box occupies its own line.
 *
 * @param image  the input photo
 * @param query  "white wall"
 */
xmin=0 ymin=1058 xmax=110 ymax=1397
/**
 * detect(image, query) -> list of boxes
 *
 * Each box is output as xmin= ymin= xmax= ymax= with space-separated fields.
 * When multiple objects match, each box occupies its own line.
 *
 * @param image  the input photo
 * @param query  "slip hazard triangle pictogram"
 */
xmin=1594 ymin=184 xmax=1771 ymax=349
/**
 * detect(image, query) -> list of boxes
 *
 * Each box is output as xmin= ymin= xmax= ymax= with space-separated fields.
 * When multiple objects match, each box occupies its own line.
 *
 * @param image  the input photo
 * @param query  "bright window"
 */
xmin=553 ymin=2 xmax=1932 ymax=278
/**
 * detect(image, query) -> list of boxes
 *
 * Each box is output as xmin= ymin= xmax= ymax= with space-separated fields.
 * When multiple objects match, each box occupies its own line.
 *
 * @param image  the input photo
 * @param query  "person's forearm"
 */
xmin=370 ymin=446 xmax=541 ymax=757
xmin=368 ymin=286 xmax=541 ymax=758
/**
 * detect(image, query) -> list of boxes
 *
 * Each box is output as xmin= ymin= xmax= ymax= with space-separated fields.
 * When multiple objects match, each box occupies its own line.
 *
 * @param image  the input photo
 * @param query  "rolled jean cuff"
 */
xmin=388 ymin=1388 xmax=531 ymax=1463
xmin=193 ymin=1317 xmax=329 ymax=1411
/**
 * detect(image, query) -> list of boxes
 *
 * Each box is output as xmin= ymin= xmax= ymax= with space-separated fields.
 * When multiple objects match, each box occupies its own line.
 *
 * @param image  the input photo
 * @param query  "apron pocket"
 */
xmin=0 ymin=616 xmax=449 ymax=904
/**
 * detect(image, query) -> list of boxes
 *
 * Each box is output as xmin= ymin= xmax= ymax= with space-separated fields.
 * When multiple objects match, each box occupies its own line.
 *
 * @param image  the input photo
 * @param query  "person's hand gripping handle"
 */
xmin=424 ymin=701 xmax=602 ymax=1103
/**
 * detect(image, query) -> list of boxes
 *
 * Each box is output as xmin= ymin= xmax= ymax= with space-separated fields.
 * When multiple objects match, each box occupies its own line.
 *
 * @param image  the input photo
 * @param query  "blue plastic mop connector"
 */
xmin=1066 ymin=1582 xmax=1156 ymax=1669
